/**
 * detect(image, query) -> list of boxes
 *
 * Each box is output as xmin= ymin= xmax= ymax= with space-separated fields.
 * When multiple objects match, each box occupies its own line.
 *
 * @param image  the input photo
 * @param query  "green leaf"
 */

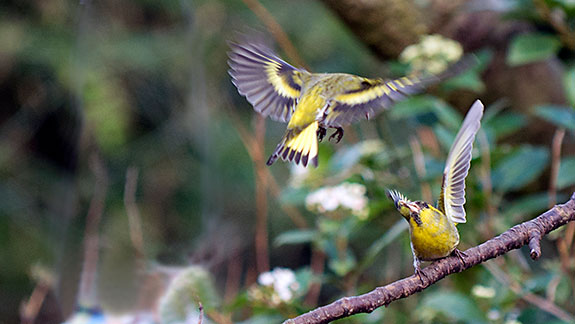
xmin=274 ymin=229 xmax=317 ymax=246
xmin=237 ymin=315 xmax=285 ymax=324
xmin=430 ymin=99 xmax=462 ymax=130
xmin=420 ymin=292 xmax=487 ymax=324
xmin=502 ymin=192 xmax=551 ymax=220
xmin=557 ymin=157 xmax=575 ymax=189
xmin=357 ymin=220 xmax=407 ymax=271
xmin=507 ymin=33 xmax=561 ymax=66
xmin=433 ymin=124 xmax=455 ymax=152
xmin=534 ymin=105 xmax=575 ymax=131
xmin=442 ymin=70 xmax=485 ymax=92
xmin=389 ymin=95 xmax=435 ymax=119
xmin=492 ymin=146 xmax=549 ymax=192
xmin=484 ymin=112 xmax=528 ymax=139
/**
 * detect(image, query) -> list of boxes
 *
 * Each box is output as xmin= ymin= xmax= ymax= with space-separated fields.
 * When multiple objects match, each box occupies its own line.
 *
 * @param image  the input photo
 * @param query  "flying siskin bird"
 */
xmin=388 ymin=99 xmax=484 ymax=279
xmin=228 ymin=38 xmax=474 ymax=167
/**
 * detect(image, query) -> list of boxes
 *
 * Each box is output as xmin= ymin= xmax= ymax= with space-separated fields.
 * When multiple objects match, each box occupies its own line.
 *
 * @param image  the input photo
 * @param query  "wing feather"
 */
xmin=228 ymin=41 xmax=309 ymax=123
xmin=438 ymin=100 xmax=484 ymax=223
xmin=323 ymin=56 xmax=476 ymax=127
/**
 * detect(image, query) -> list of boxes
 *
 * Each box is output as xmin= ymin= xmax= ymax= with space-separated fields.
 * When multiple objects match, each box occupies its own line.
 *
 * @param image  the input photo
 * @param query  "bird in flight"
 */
xmin=388 ymin=100 xmax=484 ymax=280
xmin=228 ymin=38 xmax=473 ymax=167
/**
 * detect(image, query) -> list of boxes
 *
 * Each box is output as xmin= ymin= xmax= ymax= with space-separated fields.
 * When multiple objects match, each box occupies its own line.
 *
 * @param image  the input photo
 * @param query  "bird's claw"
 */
xmin=317 ymin=127 xmax=327 ymax=142
xmin=415 ymin=268 xmax=428 ymax=286
xmin=452 ymin=249 xmax=467 ymax=267
xmin=329 ymin=127 xmax=344 ymax=143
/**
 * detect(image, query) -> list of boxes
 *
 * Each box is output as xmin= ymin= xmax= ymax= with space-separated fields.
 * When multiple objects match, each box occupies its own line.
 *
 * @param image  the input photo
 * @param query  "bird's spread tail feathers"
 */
xmin=267 ymin=122 xmax=319 ymax=167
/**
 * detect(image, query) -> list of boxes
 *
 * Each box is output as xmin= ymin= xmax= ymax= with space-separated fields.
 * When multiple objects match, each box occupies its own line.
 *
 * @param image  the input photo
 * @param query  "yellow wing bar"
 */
xmin=228 ymin=41 xmax=309 ymax=123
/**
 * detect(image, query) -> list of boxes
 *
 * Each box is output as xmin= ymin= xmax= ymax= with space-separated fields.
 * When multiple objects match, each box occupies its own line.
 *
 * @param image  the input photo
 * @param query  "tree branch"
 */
xmin=284 ymin=192 xmax=575 ymax=324
xmin=319 ymin=0 xmax=427 ymax=59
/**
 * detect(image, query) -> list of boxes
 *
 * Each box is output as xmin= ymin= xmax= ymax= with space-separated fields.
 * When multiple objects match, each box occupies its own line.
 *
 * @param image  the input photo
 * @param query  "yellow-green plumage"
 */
xmin=408 ymin=204 xmax=459 ymax=261
xmin=388 ymin=100 xmax=484 ymax=276
xmin=228 ymin=39 xmax=474 ymax=167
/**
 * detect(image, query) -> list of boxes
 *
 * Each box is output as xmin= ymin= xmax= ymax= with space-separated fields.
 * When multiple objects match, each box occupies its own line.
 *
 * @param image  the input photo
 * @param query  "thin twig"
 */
xmin=284 ymin=193 xmax=575 ymax=324
xmin=254 ymin=114 xmax=270 ymax=273
xmin=20 ymin=281 xmax=50 ymax=324
xmin=548 ymin=129 xmax=565 ymax=208
xmin=240 ymin=0 xmax=308 ymax=68
xmin=409 ymin=135 xmax=432 ymax=203
xmin=226 ymin=107 xmax=308 ymax=228
xmin=478 ymin=130 xmax=496 ymax=238
xmin=305 ymin=248 xmax=326 ymax=306
xmin=534 ymin=0 xmax=575 ymax=50
xmin=484 ymin=262 xmax=574 ymax=323
xmin=78 ymin=153 xmax=108 ymax=307
xmin=198 ymin=303 xmax=204 ymax=324
xmin=124 ymin=167 xmax=145 ymax=258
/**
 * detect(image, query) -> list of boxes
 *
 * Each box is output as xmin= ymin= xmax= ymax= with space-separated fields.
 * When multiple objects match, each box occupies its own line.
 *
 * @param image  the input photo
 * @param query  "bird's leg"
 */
xmin=329 ymin=127 xmax=344 ymax=143
xmin=452 ymin=248 xmax=467 ymax=268
xmin=411 ymin=242 xmax=427 ymax=285
xmin=317 ymin=126 xmax=327 ymax=142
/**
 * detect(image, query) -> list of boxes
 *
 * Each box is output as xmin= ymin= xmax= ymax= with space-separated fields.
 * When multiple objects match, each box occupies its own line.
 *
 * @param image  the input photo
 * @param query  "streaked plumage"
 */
xmin=228 ymin=39 xmax=474 ymax=167
xmin=388 ymin=100 xmax=484 ymax=277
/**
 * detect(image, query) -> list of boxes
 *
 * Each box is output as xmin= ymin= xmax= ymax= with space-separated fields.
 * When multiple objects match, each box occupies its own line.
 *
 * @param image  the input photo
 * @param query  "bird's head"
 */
xmin=387 ymin=190 xmax=422 ymax=220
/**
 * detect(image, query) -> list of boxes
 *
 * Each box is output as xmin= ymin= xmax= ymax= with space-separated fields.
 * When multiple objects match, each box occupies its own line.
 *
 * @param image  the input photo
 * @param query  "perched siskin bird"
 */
xmin=388 ymin=100 xmax=484 ymax=278
xmin=228 ymin=39 xmax=474 ymax=167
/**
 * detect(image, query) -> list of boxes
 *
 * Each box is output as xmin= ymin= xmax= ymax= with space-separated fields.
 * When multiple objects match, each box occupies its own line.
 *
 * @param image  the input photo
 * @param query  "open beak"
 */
xmin=398 ymin=200 xmax=420 ymax=214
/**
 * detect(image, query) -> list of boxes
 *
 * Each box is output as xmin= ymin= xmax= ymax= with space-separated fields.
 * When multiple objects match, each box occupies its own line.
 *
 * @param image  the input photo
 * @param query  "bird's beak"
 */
xmin=398 ymin=200 xmax=420 ymax=214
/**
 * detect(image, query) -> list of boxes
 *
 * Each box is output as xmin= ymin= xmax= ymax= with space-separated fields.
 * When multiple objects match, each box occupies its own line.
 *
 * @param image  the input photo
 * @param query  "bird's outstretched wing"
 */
xmin=228 ymin=41 xmax=309 ymax=123
xmin=438 ymin=100 xmax=484 ymax=223
xmin=322 ymin=56 xmax=476 ymax=127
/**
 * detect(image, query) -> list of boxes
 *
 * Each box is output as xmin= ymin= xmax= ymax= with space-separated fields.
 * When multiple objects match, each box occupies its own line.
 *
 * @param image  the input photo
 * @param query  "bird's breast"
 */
xmin=409 ymin=208 xmax=460 ymax=261
xmin=288 ymin=86 xmax=327 ymax=129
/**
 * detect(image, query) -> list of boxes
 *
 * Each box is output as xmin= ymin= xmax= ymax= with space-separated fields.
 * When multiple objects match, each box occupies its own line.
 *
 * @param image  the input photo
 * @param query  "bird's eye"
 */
xmin=361 ymin=80 xmax=371 ymax=88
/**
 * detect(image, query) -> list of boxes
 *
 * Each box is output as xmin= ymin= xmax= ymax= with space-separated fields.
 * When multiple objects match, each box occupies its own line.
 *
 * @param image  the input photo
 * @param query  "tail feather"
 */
xmin=266 ymin=122 xmax=319 ymax=167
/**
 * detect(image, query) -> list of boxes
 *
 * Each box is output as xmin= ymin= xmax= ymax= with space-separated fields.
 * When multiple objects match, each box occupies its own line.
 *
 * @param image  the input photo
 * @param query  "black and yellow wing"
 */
xmin=438 ymin=100 xmax=484 ymax=223
xmin=228 ymin=41 xmax=309 ymax=123
xmin=322 ymin=56 xmax=476 ymax=127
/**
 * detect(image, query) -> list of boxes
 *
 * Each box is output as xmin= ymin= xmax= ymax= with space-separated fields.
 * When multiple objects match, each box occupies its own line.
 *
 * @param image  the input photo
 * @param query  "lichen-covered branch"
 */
xmin=319 ymin=0 xmax=427 ymax=59
xmin=283 ymin=193 xmax=575 ymax=324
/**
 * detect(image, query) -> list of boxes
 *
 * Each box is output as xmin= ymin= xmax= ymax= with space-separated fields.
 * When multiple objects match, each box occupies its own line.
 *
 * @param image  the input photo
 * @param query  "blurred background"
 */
xmin=2 ymin=0 xmax=575 ymax=323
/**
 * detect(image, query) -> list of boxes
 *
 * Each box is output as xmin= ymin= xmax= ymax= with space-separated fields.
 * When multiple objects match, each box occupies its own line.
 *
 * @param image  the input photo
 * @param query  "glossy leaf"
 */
xmin=274 ymin=229 xmax=317 ymax=246
xmin=492 ymin=146 xmax=549 ymax=192
xmin=420 ymin=292 xmax=487 ymax=324
xmin=534 ymin=105 xmax=575 ymax=131
xmin=507 ymin=33 xmax=561 ymax=66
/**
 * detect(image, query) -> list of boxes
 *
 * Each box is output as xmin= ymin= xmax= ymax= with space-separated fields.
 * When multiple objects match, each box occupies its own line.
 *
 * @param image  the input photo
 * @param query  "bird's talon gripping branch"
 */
xmin=317 ymin=126 xmax=327 ymax=142
xmin=452 ymin=249 xmax=467 ymax=267
xmin=388 ymin=101 xmax=484 ymax=278
xmin=329 ymin=127 xmax=344 ymax=143
xmin=228 ymin=39 xmax=473 ymax=167
xmin=415 ymin=268 xmax=428 ymax=286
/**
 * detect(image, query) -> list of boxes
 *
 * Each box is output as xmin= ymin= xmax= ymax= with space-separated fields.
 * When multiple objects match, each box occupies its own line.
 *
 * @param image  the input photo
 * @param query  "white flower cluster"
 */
xmin=471 ymin=284 xmax=496 ymax=298
xmin=305 ymin=182 xmax=368 ymax=218
xmin=256 ymin=267 xmax=300 ymax=305
xmin=400 ymin=34 xmax=463 ymax=74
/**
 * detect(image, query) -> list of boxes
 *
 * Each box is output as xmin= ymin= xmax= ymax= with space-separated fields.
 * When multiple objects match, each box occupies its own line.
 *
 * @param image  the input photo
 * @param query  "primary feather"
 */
xmin=438 ymin=100 xmax=484 ymax=223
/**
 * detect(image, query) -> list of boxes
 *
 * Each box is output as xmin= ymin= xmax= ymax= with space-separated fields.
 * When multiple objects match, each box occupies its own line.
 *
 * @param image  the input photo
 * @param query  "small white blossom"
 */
xmin=471 ymin=285 xmax=496 ymax=298
xmin=306 ymin=182 xmax=369 ymax=218
xmin=289 ymin=163 xmax=311 ymax=188
xmin=504 ymin=320 xmax=522 ymax=324
xmin=257 ymin=268 xmax=300 ymax=303
xmin=487 ymin=309 xmax=501 ymax=321
xmin=400 ymin=34 xmax=463 ymax=75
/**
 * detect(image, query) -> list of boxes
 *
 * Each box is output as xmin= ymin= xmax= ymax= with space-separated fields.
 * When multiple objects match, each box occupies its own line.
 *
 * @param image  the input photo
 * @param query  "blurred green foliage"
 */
xmin=1 ymin=0 xmax=575 ymax=324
